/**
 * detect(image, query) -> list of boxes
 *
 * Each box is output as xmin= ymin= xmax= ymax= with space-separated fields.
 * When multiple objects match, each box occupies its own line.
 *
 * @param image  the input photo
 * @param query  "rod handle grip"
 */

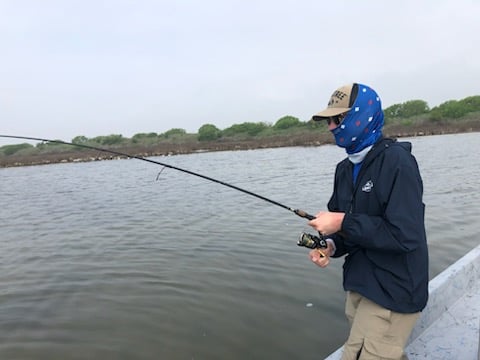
xmin=294 ymin=209 xmax=316 ymax=220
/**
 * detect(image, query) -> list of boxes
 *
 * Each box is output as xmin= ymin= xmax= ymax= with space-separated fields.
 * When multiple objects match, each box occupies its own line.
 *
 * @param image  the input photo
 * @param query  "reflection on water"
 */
xmin=1 ymin=132 xmax=479 ymax=359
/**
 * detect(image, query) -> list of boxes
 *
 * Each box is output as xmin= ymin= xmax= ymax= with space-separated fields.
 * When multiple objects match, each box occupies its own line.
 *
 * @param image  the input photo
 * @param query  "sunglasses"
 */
xmin=326 ymin=112 xmax=347 ymax=126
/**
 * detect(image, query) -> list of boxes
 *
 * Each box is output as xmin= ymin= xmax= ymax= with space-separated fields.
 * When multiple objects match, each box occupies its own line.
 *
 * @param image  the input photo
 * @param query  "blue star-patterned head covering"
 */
xmin=331 ymin=84 xmax=384 ymax=154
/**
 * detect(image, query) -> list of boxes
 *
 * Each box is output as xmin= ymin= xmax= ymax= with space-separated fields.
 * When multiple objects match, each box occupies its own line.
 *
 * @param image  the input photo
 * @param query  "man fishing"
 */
xmin=307 ymin=83 xmax=429 ymax=360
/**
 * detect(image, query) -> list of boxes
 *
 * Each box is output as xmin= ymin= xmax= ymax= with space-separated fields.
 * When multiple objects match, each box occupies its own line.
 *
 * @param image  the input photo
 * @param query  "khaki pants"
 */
xmin=341 ymin=292 xmax=420 ymax=360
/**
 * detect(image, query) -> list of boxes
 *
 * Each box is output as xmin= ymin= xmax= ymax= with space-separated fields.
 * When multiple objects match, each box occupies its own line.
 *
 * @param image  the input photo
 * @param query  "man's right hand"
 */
xmin=308 ymin=241 xmax=334 ymax=268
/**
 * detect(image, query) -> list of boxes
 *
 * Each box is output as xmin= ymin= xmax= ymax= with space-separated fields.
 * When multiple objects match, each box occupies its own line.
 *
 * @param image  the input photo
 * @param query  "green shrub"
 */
xmin=430 ymin=100 xmax=468 ymax=120
xmin=72 ymin=136 xmax=89 ymax=144
xmin=384 ymin=100 xmax=429 ymax=122
xmin=132 ymin=132 xmax=158 ymax=143
xmin=222 ymin=122 xmax=269 ymax=137
xmin=91 ymin=134 xmax=125 ymax=145
xmin=161 ymin=128 xmax=186 ymax=139
xmin=273 ymin=116 xmax=302 ymax=130
xmin=198 ymin=124 xmax=221 ymax=141
xmin=459 ymin=96 xmax=480 ymax=113
xmin=1 ymin=143 xmax=34 ymax=156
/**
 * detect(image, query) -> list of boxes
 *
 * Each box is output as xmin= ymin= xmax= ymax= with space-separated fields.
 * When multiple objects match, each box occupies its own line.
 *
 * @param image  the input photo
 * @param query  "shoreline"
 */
xmin=1 ymin=123 xmax=479 ymax=168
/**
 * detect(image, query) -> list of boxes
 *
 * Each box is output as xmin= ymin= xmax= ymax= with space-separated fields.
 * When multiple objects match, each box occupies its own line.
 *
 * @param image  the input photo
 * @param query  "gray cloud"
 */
xmin=1 ymin=0 xmax=479 ymax=144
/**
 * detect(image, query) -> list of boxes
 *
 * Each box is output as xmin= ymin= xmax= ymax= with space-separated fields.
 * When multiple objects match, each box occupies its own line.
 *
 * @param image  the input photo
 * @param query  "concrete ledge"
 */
xmin=325 ymin=245 xmax=480 ymax=360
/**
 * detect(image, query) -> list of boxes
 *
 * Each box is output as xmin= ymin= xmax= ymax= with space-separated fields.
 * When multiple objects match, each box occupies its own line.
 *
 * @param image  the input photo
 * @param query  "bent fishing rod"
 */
xmin=0 ymin=134 xmax=318 ymax=221
xmin=0 ymin=134 xmax=327 ymax=251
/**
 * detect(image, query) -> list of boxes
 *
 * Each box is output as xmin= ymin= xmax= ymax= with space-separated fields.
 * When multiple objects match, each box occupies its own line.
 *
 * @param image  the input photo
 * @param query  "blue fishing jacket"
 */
xmin=329 ymin=137 xmax=429 ymax=313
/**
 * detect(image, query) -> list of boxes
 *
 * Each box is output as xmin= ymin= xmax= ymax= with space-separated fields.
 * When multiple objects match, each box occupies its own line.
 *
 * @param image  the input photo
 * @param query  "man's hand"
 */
xmin=308 ymin=241 xmax=334 ymax=268
xmin=308 ymin=211 xmax=345 ymax=236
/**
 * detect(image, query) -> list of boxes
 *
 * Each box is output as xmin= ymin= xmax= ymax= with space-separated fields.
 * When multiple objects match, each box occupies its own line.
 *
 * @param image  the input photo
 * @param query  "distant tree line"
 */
xmin=383 ymin=96 xmax=480 ymax=121
xmin=1 ymin=95 xmax=479 ymax=156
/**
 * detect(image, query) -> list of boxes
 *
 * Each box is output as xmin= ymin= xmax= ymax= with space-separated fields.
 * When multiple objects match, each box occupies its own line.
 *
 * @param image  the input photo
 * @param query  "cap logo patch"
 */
xmin=328 ymin=90 xmax=348 ymax=106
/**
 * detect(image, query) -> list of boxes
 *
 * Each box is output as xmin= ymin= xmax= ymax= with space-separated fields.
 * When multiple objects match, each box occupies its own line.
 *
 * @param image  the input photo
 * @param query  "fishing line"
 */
xmin=0 ymin=134 xmax=316 ymax=220
xmin=156 ymin=167 xmax=167 ymax=180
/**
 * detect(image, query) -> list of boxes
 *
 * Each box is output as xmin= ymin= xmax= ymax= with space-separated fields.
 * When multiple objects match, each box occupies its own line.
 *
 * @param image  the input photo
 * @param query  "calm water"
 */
xmin=1 ymin=133 xmax=479 ymax=360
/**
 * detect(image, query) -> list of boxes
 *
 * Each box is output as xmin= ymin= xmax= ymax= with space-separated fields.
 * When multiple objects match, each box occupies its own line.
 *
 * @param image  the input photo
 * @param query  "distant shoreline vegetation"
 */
xmin=1 ymin=96 xmax=480 ymax=167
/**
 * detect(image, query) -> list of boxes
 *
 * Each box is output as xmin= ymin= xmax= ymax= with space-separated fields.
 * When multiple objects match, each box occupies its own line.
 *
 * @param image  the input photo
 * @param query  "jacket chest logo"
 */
xmin=362 ymin=180 xmax=374 ymax=192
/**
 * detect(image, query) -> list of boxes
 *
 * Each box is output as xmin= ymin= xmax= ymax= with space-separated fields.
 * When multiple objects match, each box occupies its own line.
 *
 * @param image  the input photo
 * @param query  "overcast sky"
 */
xmin=1 ymin=0 xmax=479 ymax=145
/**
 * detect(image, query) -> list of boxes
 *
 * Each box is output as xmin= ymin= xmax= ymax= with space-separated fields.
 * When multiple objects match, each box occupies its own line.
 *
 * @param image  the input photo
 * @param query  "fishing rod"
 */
xmin=0 ymin=134 xmax=318 ymax=221
xmin=0 ymin=134 xmax=327 ymax=252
